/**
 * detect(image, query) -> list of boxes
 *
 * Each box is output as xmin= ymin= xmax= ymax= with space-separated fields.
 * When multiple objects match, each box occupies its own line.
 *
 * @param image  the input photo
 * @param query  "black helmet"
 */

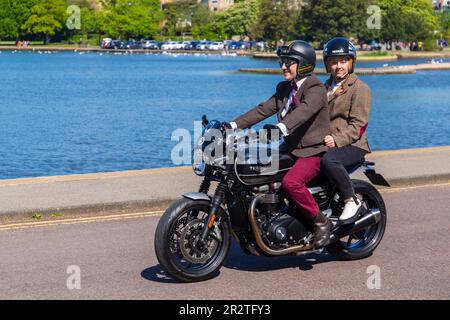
xmin=323 ymin=37 xmax=357 ymax=73
xmin=276 ymin=40 xmax=316 ymax=76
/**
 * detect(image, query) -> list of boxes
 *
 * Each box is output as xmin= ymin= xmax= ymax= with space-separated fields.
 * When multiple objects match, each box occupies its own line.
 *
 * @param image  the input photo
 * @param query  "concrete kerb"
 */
xmin=1 ymin=146 xmax=449 ymax=223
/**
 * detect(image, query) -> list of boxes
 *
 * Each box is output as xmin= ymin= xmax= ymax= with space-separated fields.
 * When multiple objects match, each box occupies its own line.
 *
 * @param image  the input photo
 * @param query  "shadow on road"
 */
xmin=140 ymin=241 xmax=336 ymax=284
xmin=141 ymin=265 xmax=179 ymax=284
xmin=223 ymin=241 xmax=335 ymax=272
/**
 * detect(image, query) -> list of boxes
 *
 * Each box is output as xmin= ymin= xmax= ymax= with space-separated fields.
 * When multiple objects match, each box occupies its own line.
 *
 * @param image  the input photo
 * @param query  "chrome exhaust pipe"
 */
xmin=328 ymin=208 xmax=382 ymax=244
xmin=248 ymin=195 xmax=313 ymax=256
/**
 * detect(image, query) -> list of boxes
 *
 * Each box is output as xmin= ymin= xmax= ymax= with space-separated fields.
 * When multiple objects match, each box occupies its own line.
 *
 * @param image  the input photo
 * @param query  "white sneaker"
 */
xmin=339 ymin=198 xmax=363 ymax=224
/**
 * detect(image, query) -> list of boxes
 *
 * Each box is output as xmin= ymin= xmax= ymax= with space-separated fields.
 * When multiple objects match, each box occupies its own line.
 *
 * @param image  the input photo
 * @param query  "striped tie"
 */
xmin=290 ymin=81 xmax=300 ymax=108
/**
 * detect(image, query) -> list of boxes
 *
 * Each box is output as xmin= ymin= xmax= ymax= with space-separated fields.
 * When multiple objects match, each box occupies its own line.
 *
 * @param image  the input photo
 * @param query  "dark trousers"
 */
xmin=321 ymin=145 xmax=367 ymax=200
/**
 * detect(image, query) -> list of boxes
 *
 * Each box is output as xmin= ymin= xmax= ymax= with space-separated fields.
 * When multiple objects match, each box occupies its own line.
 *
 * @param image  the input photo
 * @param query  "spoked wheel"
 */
xmin=327 ymin=180 xmax=387 ymax=260
xmin=154 ymin=198 xmax=231 ymax=282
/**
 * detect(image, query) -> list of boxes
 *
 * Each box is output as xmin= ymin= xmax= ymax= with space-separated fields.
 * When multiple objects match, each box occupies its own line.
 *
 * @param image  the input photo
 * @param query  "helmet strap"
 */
xmin=348 ymin=58 xmax=354 ymax=74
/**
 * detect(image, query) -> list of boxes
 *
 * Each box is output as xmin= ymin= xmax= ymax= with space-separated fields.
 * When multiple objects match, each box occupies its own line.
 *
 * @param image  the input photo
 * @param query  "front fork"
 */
xmin=199 ymin=179 xmax=227 ymax=243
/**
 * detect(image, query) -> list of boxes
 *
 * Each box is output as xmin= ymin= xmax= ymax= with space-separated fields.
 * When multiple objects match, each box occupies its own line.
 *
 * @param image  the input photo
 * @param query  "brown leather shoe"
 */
xmin=313 ymin=211 xmax=332 ymax=249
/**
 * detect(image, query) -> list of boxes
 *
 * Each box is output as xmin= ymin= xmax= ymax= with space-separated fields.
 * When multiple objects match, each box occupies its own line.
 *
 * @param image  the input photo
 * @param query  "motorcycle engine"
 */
xmin=256 ymin=194 xmax=312 ymax=248
xmin=263 ymin=214 xmax=312 ymax=248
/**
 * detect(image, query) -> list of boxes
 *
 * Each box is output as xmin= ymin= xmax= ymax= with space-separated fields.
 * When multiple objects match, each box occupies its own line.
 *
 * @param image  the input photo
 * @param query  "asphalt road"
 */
xmin=0 ymin=183 xmax=449 ymax=300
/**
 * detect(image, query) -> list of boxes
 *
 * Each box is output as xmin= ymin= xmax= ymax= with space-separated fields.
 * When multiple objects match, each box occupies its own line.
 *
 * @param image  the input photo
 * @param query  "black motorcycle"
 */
xmin=155 ymin=116 xmax=387 ymax=282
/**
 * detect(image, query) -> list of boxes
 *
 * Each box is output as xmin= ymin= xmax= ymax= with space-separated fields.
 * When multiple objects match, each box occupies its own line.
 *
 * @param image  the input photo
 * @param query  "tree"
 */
xmin=80 ymin=7 xmax=108 ymax=43
xmin=251 ymin=0 xmax=298 ymax=46
xmin=106 ymin=0 xmax=164 ymax=39
xmin=22 ymin=0 xmax=68 ymax=44
xmin=368 ymin=0 xmax=438 ymax=42
xmin=162 ymin=0 xmax=196 ymax=37
xmin=436 ymin=11 xmax=450 ymax=39
xmin=298 ymin=0 xmax=372 ymax=47
xmin=218 ymin=0 xmax=260 ymax=40
xmin=0 ymin=0 xmax=39 ymax=40
xmin=191 ymin=4 xmax=220 ymax=40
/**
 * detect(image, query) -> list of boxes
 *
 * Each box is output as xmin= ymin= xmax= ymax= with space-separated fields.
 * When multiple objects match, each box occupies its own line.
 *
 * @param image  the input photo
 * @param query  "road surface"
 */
xmin=0 ymin=183 xmax=449 ymax=299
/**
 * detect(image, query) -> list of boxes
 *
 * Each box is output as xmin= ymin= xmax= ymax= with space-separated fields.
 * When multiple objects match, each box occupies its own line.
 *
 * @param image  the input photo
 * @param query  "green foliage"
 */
xmin=298 ymin=0 xmax=372 ymax=46
xmin=0 ymin=0 xmax=447 ymax=48
xmin=32 ymin=213 xmax=42 ymax=220
xmin=0 ymin=0 xmax=39 ymax=39
xmin=361 ymin=51 xmax=389 ymax=56
xmin=252 ymin=0 xmax=298 ymax=45
xmin=372 ymin=0 xmax=438 ymax=42
xmin=106 ymin=0 xmax=164 ymax=39
xmin=162 ymin=0 xmax=195 ymax=37
xmin=218 ymin=0 xmax=260 ymax=40
xmin=80 ymin=7 xmax=107 ymax=35
xmin=22 ymin=0 xmax=67 ymax=43
xmin=436 ymin=11 xmax=450 ymax=38
xmin=423 ymin=38 xmax=439 ymax=51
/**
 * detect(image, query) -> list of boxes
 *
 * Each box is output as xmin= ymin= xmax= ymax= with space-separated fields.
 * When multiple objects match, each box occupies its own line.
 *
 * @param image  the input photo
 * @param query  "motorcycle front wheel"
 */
xmin=154 ymin=198 xmax=232 ymax=283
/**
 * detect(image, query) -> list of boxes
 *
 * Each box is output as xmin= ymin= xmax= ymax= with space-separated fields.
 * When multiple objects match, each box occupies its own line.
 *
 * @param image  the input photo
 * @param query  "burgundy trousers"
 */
xmin=282 ymin=156 xmax=322 ymax=220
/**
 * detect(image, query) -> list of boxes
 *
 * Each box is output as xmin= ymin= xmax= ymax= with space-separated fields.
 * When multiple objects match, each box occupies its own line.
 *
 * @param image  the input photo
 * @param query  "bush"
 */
xmin=423 ymin=38 xmax=440 ymax=51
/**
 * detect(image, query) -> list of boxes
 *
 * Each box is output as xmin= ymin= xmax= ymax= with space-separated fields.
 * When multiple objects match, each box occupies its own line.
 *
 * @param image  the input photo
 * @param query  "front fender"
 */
xmin=182 ymin=192 xmax=232 ymax=223
xmin=182 ymin=192 xmax=211 ymax=201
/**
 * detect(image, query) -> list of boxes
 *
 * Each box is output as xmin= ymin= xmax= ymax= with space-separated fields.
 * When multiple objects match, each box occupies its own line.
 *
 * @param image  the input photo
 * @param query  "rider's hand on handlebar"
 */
xmin=221 ymin=122 xmax=233 ymax=130
xmin=263 ymin=124 xmax=281 ymax=140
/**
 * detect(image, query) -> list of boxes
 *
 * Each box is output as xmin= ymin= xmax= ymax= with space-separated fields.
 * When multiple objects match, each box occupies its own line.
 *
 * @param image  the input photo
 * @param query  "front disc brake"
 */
xmin=179 ymin=219 xmax=219 ymax=264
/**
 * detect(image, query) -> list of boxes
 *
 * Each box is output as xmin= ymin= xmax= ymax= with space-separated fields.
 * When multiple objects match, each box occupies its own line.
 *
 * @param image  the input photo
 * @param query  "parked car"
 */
xmin=240 ymin=41 xmax=252 ymax=50
xmin=227 ymin=41 xmax=241 ymax=50
xmin=174 ymin=41 xmax=191 ymax=50
xmin=161 ymin=41 xmax=177 ymax=50
xmin=189 ymin=41 xmax=201 ymax=50
xmin=124 ymin=41 xmax=143 ymax=49
xmin=196 ymin=41 xmax=212 ymax=50
xmin=142 ymin=40 xmax=160 ymax=50
xmin=112 ymin=40 xmax=124 ymax=49
xmin=209 ymin=42 xmax=225 ymax=50
xmin=101 ymin=38 xmax=113 ymax=49
xmin=255 ymin=41 xmax=265 ymax=51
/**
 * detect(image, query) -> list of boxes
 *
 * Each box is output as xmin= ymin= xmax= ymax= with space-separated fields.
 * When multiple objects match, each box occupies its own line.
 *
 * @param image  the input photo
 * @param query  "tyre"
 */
xmin=326 ymin=179 xmax=387 ymax=260
xmin=154 ymin=198 xmax=232 ymax=282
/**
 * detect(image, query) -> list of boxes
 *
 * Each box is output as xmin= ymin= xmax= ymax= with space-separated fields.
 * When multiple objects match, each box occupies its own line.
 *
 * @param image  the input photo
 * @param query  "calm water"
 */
xmin=0 ymin=51 xmax=449 ymax=179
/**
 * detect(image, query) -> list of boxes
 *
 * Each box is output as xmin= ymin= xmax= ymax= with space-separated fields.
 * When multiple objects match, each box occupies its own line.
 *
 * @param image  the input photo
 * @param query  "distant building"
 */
xmin=203 ymin=0 xmax=234 ymax=12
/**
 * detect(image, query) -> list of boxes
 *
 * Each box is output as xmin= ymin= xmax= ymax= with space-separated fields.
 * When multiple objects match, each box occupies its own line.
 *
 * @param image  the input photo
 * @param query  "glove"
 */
xmin=263 ymin=124 xmax=281 ymax=140
xmin=221 ymin=122 xmax=233 ymax=130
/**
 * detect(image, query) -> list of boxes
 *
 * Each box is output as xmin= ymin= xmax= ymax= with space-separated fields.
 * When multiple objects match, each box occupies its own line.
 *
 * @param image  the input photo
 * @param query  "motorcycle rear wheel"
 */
xmin=326 ymin=179 xmax=387 ymax=260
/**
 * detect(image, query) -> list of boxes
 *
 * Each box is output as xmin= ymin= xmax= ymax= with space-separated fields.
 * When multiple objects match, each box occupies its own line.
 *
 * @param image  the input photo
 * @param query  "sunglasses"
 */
xmin=278 ymin=58 xmax=297 ymax=68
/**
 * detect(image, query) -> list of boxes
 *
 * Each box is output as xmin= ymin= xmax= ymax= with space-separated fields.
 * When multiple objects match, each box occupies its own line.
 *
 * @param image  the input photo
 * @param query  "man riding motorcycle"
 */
xmin=224 ymin=40 xmax=332 ymax=248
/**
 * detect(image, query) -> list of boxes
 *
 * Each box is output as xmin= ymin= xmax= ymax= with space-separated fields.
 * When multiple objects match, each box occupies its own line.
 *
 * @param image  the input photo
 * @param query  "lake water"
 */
xmin=0 ymin=51 xmax=449 ymax=179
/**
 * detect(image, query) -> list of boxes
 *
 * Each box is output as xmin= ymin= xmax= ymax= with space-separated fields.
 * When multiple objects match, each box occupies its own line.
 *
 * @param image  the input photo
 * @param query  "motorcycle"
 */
xmin=154 ymin=116 xmax=387 ymax=282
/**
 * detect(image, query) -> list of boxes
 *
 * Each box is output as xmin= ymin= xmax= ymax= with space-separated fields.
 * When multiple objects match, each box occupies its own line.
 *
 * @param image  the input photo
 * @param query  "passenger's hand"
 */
xmin=324 ymin=135 xmax=336 ymax=148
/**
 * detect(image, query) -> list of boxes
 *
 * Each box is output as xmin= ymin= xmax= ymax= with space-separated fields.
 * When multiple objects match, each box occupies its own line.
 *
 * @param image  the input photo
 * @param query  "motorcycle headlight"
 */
xmin=193 ymin=148 xmax=207 ymax=176
xmin=193 ymin=162 xmax=207 ymax=176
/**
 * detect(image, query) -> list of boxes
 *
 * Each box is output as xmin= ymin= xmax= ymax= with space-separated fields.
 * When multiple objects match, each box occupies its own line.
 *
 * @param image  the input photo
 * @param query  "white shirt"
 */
xmin=327 ymin=78 xmax=345 ymax=98
xmin=230 ymin=77 xmax=307 ymax=136
xmin=230 ymin=77 xmax=307 ymax=137
xmin=277 ymin=77 xmax=308 ymax=136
